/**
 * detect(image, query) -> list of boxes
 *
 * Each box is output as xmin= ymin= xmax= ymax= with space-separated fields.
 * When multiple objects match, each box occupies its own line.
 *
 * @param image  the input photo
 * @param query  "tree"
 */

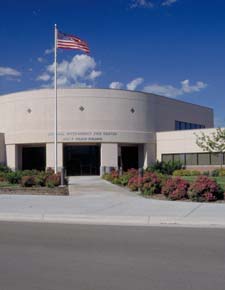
xmin=195 ymin=128 xmax=225 ymax=168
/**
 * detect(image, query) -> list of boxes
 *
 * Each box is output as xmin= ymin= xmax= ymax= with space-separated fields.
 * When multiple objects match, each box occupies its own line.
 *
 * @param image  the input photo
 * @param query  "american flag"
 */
xmin=57 ymin=31 xmax=90 ymax=53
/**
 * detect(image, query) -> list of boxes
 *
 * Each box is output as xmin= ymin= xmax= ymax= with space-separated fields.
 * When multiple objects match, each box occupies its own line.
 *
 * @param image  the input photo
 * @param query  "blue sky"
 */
xmin=0 ymin=0 xmax=225 ymax=126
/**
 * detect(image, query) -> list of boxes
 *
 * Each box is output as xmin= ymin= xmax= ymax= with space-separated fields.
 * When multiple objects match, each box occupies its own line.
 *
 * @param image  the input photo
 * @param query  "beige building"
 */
xmin=157 ymin=128 xmax=225 ymax=170
xmin=0 ymin=88 xmax=214 ymax=175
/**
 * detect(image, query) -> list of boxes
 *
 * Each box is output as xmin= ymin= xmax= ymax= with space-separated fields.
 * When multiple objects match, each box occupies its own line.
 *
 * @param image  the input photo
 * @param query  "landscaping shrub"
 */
xmin=21 ymin=169 xmax=40 ymax=177
xmin=5 ymin=171 xmax=23 ymax=184
xmin=102 ymin=170 xmax=120 ymax=183
xmin=0 ymin=172 xmax=7 ymax=182
xmin=188 ymin=176 xmax=224 ymax=202
xmin=102 ymin=173 xmax=113 ymax=182
xmin=140 ymin=172 xmax=162 ymax=196
xmin=173 ymin=169 xmax=201 ymax=176
xmin=128 ymin=176 xmax=142 ymax=191
xmin=0 ymin=164 xmax=11 ymax=173
xmin=21 ymin=176 xmax=36 ymax=187
xmin=127 ymin=168 xmax=138 ymax=177
xmin=117 ymin=173 xmax=131 ymax=186
xmin=117 ymin=169 xmax=138 ymax=186
xmin=202 ymin=171 xmax=210 ymax=176
xmin=211 ymin=168 xmax=225 ymax=177
xmin=162 ymin=177 xmax=190 ymax=200
xmin=46 ymin=167 xmax=55 ymax=175
xmin=35 ymin=171 xmax=47 ymax=186
xmin=45 ymin=173 xmax=61 ymax=187
xmin=147 ymin=160 xmax=183 ymax=175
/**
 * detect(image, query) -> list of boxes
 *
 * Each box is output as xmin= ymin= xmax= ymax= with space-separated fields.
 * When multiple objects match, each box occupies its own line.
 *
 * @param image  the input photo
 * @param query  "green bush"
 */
xmin=146 ymin=161 xmax=183 ymax=175
xmin=173 ymin=169 xmax=201 ymax=176
xmin=35 ymin=171 xmax=47 ymax=186
xmin=118 ymin=173 xmax=131 ymax=186
xmin=0 ymin=172 xmax=7 ymax=182
xmin=202 ymin=171 xmax=210 ymax=176
xmin=21 ymin=169 xmax=40 ymax=177
xmin=0 ymin=164 xmax=11 ymax=173
xmin=211 ymin=168 xmax=225 ymax=177
xmin=5 ymin=171 xmax=23 ymax=184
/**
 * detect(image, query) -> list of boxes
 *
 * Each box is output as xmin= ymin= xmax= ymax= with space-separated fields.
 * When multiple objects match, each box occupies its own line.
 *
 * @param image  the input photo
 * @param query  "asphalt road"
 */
xmin=0 ymin=222 xmax=225 ymax=290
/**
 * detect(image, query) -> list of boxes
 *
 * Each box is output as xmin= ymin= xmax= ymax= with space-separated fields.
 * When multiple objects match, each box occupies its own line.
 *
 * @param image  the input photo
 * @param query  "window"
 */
xmin=198 ymin=153 xmax=210 ymax=165
xmin=175 ymin=121 xmax=180 ymax=130
xmin=180 ymin=122 xmax=186 ymax=130
xmin=211 ymin=153 xmax=221 ymax=165
xmin=173 ymin=154 xmax=185 ymax=164
xmin=175 ymin=120 xmax=205 ymax=131
xmin=161 ymin=152 xmax=225 ymax=166
xmin=162 ymin=154 xmax=173 ymax=162
xmin=186 ymin=153 xmax=198 ymax=165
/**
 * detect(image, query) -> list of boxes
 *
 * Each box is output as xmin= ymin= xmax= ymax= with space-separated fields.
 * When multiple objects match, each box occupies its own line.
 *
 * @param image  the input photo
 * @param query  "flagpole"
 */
xmin=54 ymin=24 xmax=58 ymax=173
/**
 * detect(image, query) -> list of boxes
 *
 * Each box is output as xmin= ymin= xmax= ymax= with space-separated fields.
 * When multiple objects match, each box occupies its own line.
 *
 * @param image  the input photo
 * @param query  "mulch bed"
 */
xmin=0 ymin=186 xmax=69 ymax=196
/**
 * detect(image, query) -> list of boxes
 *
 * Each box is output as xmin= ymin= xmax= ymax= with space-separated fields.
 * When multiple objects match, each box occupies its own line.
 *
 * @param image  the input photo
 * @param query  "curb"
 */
xmin=1 ymin=213 xmax=225 ymax=228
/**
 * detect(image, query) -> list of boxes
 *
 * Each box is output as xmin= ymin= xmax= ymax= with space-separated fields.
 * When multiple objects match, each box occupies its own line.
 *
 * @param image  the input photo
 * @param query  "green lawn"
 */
xmin=180 ymin=176 xmax=225 ymax=189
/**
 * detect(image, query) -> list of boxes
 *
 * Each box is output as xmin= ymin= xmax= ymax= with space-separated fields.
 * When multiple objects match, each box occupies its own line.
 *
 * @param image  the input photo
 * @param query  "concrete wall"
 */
xmin=154 ymin=96 xmax=213 ymax=132
xmin=156 ymin=128 xmax=223 ymax=160
xmin=0 ymin=88 xmax=213 ymax=146
xmin=0 ymin=88 xmax=214 ymax=171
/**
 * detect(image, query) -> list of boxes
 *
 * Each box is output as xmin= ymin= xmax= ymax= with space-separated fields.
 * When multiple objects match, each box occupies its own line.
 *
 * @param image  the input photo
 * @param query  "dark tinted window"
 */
xmin=162 ymin=154 xmax=173 ymax=162
xmin=198 ymin=153 xmax=210 ymax=165
xmin=185 ymin=154 xmax=198 ymax=165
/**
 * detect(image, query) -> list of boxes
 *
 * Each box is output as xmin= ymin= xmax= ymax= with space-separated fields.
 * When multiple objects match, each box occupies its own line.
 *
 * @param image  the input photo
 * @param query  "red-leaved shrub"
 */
xmin=162 ymin=177 xmax=189 ymax=200
xmin=128 ymin=175 xmax=142 ymax=191
xmin=21 ymin=176 xmax=36 ymax=187
xmin=188 ymin=176 xmax=224 ymax=202
xmin=140 ymin=172 xmax=162 ymax=195
xmin=128 ymin=171 xmax=162 ymax=194
xmin=45 ymin=173 xmax=61 ymax=187
xmin=127 ymin=168 xmax=138 ymax=177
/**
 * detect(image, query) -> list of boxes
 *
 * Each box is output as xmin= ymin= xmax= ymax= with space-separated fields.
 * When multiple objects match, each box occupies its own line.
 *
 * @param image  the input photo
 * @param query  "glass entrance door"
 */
xmin=64 ymin=145 xmax=100 ymax=176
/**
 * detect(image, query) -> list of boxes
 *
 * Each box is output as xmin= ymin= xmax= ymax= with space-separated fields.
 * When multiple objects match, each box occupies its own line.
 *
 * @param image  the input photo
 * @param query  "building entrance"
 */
xmin=121 ymin=146 xmax=139 ymax=171
xmin=64 ymin=145 xmax=100 ymax=176
xmin=22 ymin=146 xmax=46 ymax=171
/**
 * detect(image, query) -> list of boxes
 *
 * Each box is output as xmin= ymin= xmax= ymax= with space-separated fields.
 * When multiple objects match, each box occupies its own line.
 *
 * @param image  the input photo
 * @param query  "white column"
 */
xmin=143 ymin=143 xmax=156 ymax=168
xmin=6 ymin=144 xmax=18 ymax=171
xmin=46 ymin=142 xmax=63 ymax=171
xmin=101 ymin=143 xmax=118 ymax=175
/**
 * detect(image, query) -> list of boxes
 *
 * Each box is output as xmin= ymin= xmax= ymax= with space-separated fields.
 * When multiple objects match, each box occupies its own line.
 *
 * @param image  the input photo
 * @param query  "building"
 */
xmin=0 ymin=88 xmax=215 ymax=175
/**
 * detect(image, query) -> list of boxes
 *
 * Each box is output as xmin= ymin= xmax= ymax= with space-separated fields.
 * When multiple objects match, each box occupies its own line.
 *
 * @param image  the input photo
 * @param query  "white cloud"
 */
xmin=0 ymin=66 xmax=21 ymax=77
xmin=143 ymin=79 xmax=207 ymax=98
xmin=181 ymin=79 xmax=207 ymax=93
xmin=161 ymin=0 xmax=177 ymax=6
xmin=126 ymin=77 xmax=144 ymax=90
xmin=37 ymin=54 xmax=101 ymax=88
xmin=44 ymin=48 xmax=54 ymax=55
xmin=36 ymin=73 xmax=51 ymax=82
xmin=109 ymin=82 xmax=124 ymax=89
xmin=88 ymin=70 xmax=102 ymax=80
xmin=130 ymin=0 xmax=154 ymax=8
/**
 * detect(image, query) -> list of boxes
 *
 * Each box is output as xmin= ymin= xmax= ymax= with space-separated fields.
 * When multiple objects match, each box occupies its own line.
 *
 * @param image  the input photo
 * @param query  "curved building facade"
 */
xmin=0 ymin=88 xmax=213 ymax=175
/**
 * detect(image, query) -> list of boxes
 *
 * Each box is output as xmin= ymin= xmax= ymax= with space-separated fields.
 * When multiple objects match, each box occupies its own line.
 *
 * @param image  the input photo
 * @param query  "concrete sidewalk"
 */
xmin=0 ymin=176 xmax=225 ymax=228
